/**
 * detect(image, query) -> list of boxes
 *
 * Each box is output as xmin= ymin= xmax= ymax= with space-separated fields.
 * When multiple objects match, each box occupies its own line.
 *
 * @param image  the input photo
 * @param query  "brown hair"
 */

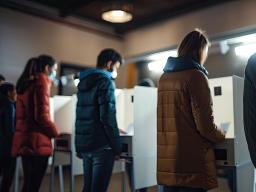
xmin=16 ymin=55 xmax=56 ymax=94
xmin=178 ymin=29 xmax=210 ymax=64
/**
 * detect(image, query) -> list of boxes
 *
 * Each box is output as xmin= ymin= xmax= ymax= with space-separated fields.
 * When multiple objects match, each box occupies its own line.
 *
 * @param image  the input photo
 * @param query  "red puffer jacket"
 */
xmin=12 ymin=73 xmax=58 ymax=157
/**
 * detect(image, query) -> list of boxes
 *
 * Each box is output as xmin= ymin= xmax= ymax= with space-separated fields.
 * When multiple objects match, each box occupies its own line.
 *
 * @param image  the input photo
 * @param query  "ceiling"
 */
xmin=1 ymin=0 xmax=235 ymax=36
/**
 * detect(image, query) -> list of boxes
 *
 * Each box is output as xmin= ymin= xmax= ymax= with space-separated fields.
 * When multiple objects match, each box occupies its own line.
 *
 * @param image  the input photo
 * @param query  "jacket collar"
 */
xmin=163 ymin=56 xmax=208 ymax=76
xmin=79 ymin=68 xmax=112 ymax=80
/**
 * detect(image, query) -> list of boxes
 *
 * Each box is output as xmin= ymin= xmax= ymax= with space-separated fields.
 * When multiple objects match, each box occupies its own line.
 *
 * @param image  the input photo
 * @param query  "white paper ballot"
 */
xmin=220 ymin=122 xmax=230 ymax=134
xmin=120 ymin=123 xmax=134 ymax=136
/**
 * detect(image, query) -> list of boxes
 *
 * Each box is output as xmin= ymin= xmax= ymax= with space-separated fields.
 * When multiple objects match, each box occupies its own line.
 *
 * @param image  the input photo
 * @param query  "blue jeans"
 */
xmin=81 ymin=147 xmax=115 ymax=192
xmin=162 ymin=186 xmax=206 ymax=192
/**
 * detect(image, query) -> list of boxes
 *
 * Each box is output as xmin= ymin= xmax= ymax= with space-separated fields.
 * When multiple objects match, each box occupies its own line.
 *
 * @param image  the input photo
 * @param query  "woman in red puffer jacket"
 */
xmin=12 ymin=55 xmax=58 ymax=192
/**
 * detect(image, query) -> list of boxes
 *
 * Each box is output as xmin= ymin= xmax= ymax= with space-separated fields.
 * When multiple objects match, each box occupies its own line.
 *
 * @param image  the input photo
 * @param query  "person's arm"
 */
xmin=98 ymin=78 xmax=121 ymax=155
xmin=33 ymin=79 xmax=58 ymax=138
xmin=188 ymin=71 xmax=225 ymax=143
xmin=3 ymin=103 xmax=15 ymax=139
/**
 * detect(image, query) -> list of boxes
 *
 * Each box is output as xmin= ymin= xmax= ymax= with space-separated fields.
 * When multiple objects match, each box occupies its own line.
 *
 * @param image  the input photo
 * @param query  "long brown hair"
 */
xmin=178 ymin=29 xmax=210 ymax=64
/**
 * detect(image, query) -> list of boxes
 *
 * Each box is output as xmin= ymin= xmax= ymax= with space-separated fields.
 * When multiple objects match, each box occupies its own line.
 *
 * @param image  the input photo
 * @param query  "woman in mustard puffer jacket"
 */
xmin=157 ymin=30 xmax=225 ymax=192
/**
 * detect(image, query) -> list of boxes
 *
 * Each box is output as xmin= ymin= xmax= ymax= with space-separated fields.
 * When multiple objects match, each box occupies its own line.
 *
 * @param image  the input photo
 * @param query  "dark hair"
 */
xmin=16 ymin=55 xmax=56 ymax=94
xmin=36 ymin=55 xmax=56 ymax=73
xmin=178 ymin=29 xmax=210 ymax=64
xmin=137 ymin=78 xmax=155 ymax=87
xmin=0 ymin=74 xmax=5 ymax=82
xmin=0 ymin=82 xmax=15 ymax=97
xmin=96 ymin=49 xmax=122 ymax=68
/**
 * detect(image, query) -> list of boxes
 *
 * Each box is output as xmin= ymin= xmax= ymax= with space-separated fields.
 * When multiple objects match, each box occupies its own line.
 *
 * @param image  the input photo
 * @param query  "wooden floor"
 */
xmin=16 ymin=170 xmax=157 ymax=192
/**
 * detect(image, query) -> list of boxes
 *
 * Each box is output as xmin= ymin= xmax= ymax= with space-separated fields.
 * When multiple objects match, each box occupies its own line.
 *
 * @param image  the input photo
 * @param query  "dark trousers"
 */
xmin=162 ymin=186 xmax=207 ymax=192
xmin=0 ymin=155 xmax=16 ymax=192
xmin=81 ymin=147 xmax=115 ymax=192
xmin=21 ymin=156 xmax=49 ymax=192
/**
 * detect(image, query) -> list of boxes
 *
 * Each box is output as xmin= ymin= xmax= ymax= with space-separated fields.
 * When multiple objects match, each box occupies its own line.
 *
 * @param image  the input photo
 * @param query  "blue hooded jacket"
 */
xmin=163 ymin=56 xmax=208 ymax=75
xmin=75 ymin=68 xmax=121 ymax=155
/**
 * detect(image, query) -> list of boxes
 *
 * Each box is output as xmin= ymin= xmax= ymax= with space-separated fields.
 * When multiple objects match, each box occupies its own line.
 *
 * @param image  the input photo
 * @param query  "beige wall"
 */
xmin=1 ymin=0 xmax=256 ymax=86
xmin=124 ymin=0 xmax=256 ymax=58
xmin=0 ymin=7 xmax=123 ymax=83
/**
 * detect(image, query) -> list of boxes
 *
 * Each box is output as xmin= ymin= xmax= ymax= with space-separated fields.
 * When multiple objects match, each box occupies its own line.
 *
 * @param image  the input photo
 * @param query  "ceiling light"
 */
xmin=147 ymin=50 xmax=177 ymax=73
xmin=228 ymin=34 xmax=256 ymax=44
xmin=102 ymin=10 xmax=132 ymax=23
xmin=102 ymin=1 xmax=133 ymax=23
xmin=235 ymin=44 xmax=256 ymax=58
xmin=147 ymin=50 xmax=177 ymax=61
xmin=148 ymin=60 xmax=166 ymax=73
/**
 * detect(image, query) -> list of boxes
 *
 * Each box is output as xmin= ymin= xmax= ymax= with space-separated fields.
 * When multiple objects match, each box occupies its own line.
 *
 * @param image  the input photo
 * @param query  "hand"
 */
xmin=76 ymin=153 xmax=82 ymax=159
xmin=119 ymin=129 xmax=127 ymax=134
xmin=219 ymin=128 xmax=226 ymax=137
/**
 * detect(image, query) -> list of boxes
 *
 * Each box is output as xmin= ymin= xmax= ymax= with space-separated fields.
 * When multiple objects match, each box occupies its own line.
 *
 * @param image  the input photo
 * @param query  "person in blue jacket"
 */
xmin=0 ymin=82 xmax=17 ymax=192
xmin=75 ymin=48 xmax=122 ymax=192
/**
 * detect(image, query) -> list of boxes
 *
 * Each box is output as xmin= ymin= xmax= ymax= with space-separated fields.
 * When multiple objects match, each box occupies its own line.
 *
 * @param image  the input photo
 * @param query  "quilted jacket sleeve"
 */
xmin=188 ymin=71 xmax=225 ymax=144
xmin=33 ymin=75 xmax=58 ymax=138
xmin=97 ymin=78 xmax=121 ymax=155
xmin=2 ymin=103 xmax=15 ymax=139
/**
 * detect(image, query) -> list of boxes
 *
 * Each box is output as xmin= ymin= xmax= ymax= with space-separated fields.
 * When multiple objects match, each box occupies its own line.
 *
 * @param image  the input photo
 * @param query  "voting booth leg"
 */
xmin=50 ymin=152 xmax=66 ymax=192
xmin=50 ymin=150 xmax=74 ymax=192
xmin=121 ymin=169 xmax=126 ymax=192
xmin=157 ymin=185 xmax=164 ymax=192
xmin=14 ymin=157 xmax=21 ymax=192
xmin=254 ymin=169 xmax=256 ymax=192
xmin=58 ymin=165 xmax=64 ymax=192
xmin=50 ymin=154 xmax=55 ymax=192
xmin=125 ymin=157 xmax=135 ymax=192
xmin=131 ymin=160 xmax=136 ymax=192
xmin=70 ymin=151 xmax=74 ymax=192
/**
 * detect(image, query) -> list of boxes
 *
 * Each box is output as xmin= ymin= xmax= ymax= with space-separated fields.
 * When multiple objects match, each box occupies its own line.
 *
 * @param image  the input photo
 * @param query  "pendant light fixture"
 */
xmin=102 ymin=1 xmax=133 ymax=23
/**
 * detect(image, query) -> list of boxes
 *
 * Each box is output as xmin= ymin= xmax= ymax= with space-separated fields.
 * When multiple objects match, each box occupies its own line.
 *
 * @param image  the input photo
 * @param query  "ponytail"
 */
xmin=16 ymin=55 xmax=56 ymax=94
xmin=16 ymin=58 xmax=37 ymax=94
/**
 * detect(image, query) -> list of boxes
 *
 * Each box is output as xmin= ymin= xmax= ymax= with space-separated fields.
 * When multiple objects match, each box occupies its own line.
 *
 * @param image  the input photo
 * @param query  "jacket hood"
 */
xmin=78 ymin=68 xmax=112 ymax=91
xmin=163 ymin=57 xmax=208 ymax=76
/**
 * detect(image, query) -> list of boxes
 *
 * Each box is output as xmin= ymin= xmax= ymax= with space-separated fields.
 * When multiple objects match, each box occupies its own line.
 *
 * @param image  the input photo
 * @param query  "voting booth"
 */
xmin=14 ymin=76 xmax=255 ymax=192
xmin=208 ymin=76 xmax=254 ymax=192
xmin=116 ymin=87 xmax=158 ymax=190
xmin=50 ymin=77 xmax=255 ymax=192
xmin=49 ymin=95 xmax=79 ymax=192
xmin=50 ymin=86 xmax=157 ymax=192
